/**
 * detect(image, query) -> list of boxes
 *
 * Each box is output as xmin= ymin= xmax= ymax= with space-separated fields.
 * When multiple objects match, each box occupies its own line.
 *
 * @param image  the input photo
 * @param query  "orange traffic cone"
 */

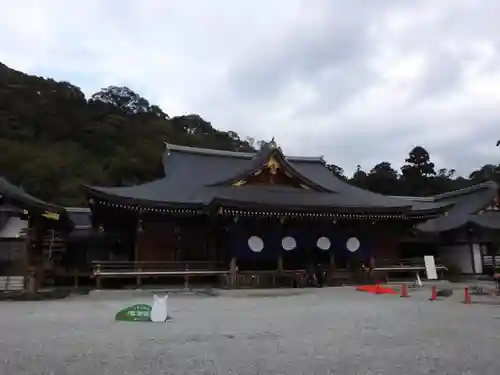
xmin=400 ymin=284 xmax=409 ymax=298
xmin=375 ymin=281 xmax=382 ymax=294
xmin=429 ymin=286 xmax=437 ymax=301
xmin=463 ymin=287 xmax=472 ymax=305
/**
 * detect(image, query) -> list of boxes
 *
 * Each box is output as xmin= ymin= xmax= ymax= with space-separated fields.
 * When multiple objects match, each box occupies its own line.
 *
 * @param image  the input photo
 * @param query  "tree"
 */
xmin=351 ymin=165 xmax=368 ymax=189
xmin=0 ymin=62 xmax=258 ymax=205
xmin=400 ymin=146 xmax=436 ymax=196
xmin=365 ymin=162 xmax=399 ymax=195
xmin=429 ymin=168 xmax=457 ymax=194
xmin=89 ymin=86 xmax=162 ymax=116
xmin=402 ymin=146 xmax=436 ymax=177
xmin=326 ymin=164 xmax=346 ymax=180
xmin=469 ymin=164 xmax=500 ymax=183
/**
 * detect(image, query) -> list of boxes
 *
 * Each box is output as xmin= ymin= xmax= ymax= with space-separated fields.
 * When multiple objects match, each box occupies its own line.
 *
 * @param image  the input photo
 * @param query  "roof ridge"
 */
xmin=432 ymin=180 xmax=497 ymax=201
xmin=164 ymin=142 xmax=325 ymax=163
xmin=391 ymin=181 xmax=498 ymax=202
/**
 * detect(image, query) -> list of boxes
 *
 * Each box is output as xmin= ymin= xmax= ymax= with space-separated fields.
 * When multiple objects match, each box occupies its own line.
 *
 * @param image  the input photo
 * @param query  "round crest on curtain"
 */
xmin=248 ymin=236 xmax=264 ymax=252
xmin=346 ymin=237 xmax=360 ymax=252
xmin=316 ymin=236 xmax=331 ymax=251
xmin=281 ymin=236 xmax=296 ymax=251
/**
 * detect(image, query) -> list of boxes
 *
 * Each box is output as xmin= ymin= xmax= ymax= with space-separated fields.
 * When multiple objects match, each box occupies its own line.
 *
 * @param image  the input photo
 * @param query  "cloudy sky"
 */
xmin=1 ymin=0 xmax=500 ymax=177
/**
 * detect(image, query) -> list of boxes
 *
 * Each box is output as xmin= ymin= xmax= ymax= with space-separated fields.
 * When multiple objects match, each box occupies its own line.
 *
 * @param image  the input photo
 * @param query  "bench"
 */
xmin=0 ymin=276 xmax=25 ymax=292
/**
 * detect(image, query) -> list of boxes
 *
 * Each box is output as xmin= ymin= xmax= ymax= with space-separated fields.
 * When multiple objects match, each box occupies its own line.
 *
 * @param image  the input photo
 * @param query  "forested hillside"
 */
xmin=0 ymin=63 xmax=256 ymax=205
xmin=0 ymin=62 xmax=498 ymax=206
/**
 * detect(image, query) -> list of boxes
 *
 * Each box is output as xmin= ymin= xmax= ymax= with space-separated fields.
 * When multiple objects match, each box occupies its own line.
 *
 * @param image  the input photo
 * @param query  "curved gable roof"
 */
xmin=204 ymin=143 xmax=330 ymax=191
xmin=84 ymin=143 xmax=451 ymax=215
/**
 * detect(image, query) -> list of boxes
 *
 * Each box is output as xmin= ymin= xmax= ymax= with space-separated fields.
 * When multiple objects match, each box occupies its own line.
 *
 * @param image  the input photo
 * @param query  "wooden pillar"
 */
xmin=328 ymin=252 xmax=335 ymax=285
xmin=492 ymin=242 xmax=498 ymax=270
xmin=73 ymin=270 xmax=79 ymax=289
xmin=277 ymin=254 xmax=284 ymax=272
xmin=230 ymin=257 xmax=237 ymax=288
xmin=26 ymin=270 xmax=36 ymax=294
xmin=369 ymin=255 xmax=375 ymax=269
xmin=329 ymin=252 xmax=335 ymax=270
xmin=208 ymin=219 xmax=218 ymax=268
xmin=95 ymin=263 xmax=102 ymax=289
xmin=135 ymin=219 xmax=142 ymax=287
xmin=22 ymin=225 xmax=32 ymax=293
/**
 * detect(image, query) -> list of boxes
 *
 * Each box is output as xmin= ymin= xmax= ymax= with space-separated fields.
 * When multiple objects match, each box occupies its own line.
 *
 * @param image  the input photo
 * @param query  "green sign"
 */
xmin=115 ymin=304 xmax=152 ymax=322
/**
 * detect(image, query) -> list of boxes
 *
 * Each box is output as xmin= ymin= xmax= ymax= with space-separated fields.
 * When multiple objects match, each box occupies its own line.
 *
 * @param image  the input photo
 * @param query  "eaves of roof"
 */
xmin=415 ymin=181 xmax=499 ymax=233
xmin=0 ymin=177 xmax=66 ymax=215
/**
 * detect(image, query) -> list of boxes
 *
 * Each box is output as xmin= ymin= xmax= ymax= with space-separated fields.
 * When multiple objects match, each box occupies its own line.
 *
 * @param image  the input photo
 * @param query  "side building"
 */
xmin=0 ymin=177 xmax=69 ymax=291
xmin=84 ymin=140 xmax=457 ymax=288
xmin=410 ymin=184 xmax=500 ymax=275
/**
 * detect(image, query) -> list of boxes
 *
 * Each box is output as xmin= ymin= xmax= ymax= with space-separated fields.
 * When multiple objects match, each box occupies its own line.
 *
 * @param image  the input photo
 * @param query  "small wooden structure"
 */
xmin=0 ymin=177 xmax=69 ymax=292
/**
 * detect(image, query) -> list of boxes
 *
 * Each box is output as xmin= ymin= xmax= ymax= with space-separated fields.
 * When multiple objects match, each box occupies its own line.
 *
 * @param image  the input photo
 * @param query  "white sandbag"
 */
xmin=150 ymin=294 xmax=168 ymax=323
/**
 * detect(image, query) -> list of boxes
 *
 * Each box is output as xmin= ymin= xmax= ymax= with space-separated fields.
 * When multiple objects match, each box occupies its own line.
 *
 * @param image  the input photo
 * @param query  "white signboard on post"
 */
xmin=424 ymin=255 xmax=438 ymax=280
xmin=472 ymin=243 xmax=483 ymax=274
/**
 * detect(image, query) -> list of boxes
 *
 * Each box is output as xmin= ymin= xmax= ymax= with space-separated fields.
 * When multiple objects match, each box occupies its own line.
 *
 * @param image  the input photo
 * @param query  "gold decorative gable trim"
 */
xmin=22 ymin=209 xmax=60 ymax=220
xmin=266 ymin=156 xmax=280 ymax=175
xmin=42 ymin=212 xmax=60 ymax=220
xmin=231 ymin=180 xmax=247 ymax=187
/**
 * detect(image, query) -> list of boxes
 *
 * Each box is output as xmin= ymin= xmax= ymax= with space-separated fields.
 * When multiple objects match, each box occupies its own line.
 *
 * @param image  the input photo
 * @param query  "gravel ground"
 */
xmin=1 ymin=287 xmax=500 ymax=375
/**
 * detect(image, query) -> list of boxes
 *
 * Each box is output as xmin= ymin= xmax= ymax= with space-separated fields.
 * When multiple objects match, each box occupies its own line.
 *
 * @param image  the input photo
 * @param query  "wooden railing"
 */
xmin=92 ymin=260 xmax=227 ymax=274
xmin=91 ymin=260 xmax=229 ymax=289
xmin=483 ymin=255 xmax=500 ymax=267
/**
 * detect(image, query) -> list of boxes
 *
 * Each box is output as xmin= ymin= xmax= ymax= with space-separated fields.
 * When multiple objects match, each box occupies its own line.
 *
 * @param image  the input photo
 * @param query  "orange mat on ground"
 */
xmin=356 ymin=285 xmax=399 ymax=295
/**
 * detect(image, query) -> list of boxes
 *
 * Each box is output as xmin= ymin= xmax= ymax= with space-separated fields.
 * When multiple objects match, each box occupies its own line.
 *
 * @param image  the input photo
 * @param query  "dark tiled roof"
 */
xmin=84 ymin=143 xmax=451 ymax=214
xmin=0 ymin=177 xmax=65 ymax=214
xmin=468 ymin=211 xmax=500 ymax=230
xmin=413 ymin=181 xmax=499 ymax=233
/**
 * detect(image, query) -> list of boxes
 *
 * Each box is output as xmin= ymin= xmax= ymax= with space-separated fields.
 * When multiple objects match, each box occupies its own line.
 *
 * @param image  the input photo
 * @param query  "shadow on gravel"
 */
xmin=0 ymin=289 xmax=72 ymax=301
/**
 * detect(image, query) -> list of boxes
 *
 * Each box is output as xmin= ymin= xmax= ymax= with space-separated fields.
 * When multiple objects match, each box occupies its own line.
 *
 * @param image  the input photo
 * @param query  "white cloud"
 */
xmin=1 ymin=0 xmax=500 ymax=177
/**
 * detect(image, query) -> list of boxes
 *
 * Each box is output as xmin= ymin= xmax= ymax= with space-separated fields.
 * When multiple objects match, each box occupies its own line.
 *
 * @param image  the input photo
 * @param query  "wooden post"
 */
xmin=134 ymin=223 xmax=141 ymax=264
xmin=95 ymin=263 xmax=102 ymax=289
xmin=230 ymin=257 xmax=237 ymax=288
xmin=135 ymin=219 xmax=141 ymax=287
xmin=329 ymin=252 xmax=335 ymax=270
xmin=328 ymin=252 xmax=335 ymax=286
xmin=277 ymin=254 xmax=284 ymax=272
xmin=184 ymin=263 xmax=189 ymax=290
xmin=27 ymin=268 xmax=36 ymax=294
xmin=22 ymin=226 xmax=32 ymax=293
xmin=73 ymin=269 xmax=79 ymax=289
xmin=369 ymin=255 xmax=375 ymax=270
xmin=136 ymin=268 xmax=142 ymax=288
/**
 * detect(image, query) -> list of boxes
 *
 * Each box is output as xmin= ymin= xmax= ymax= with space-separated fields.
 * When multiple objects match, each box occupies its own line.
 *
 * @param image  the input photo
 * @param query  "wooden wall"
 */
xmin=372 ymin=234 xmax=399 ymax=265
xmin=136 ymin=221 xmax=179 ymax=262
xmin=136 ymin=218 xmax=213 ymax=263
